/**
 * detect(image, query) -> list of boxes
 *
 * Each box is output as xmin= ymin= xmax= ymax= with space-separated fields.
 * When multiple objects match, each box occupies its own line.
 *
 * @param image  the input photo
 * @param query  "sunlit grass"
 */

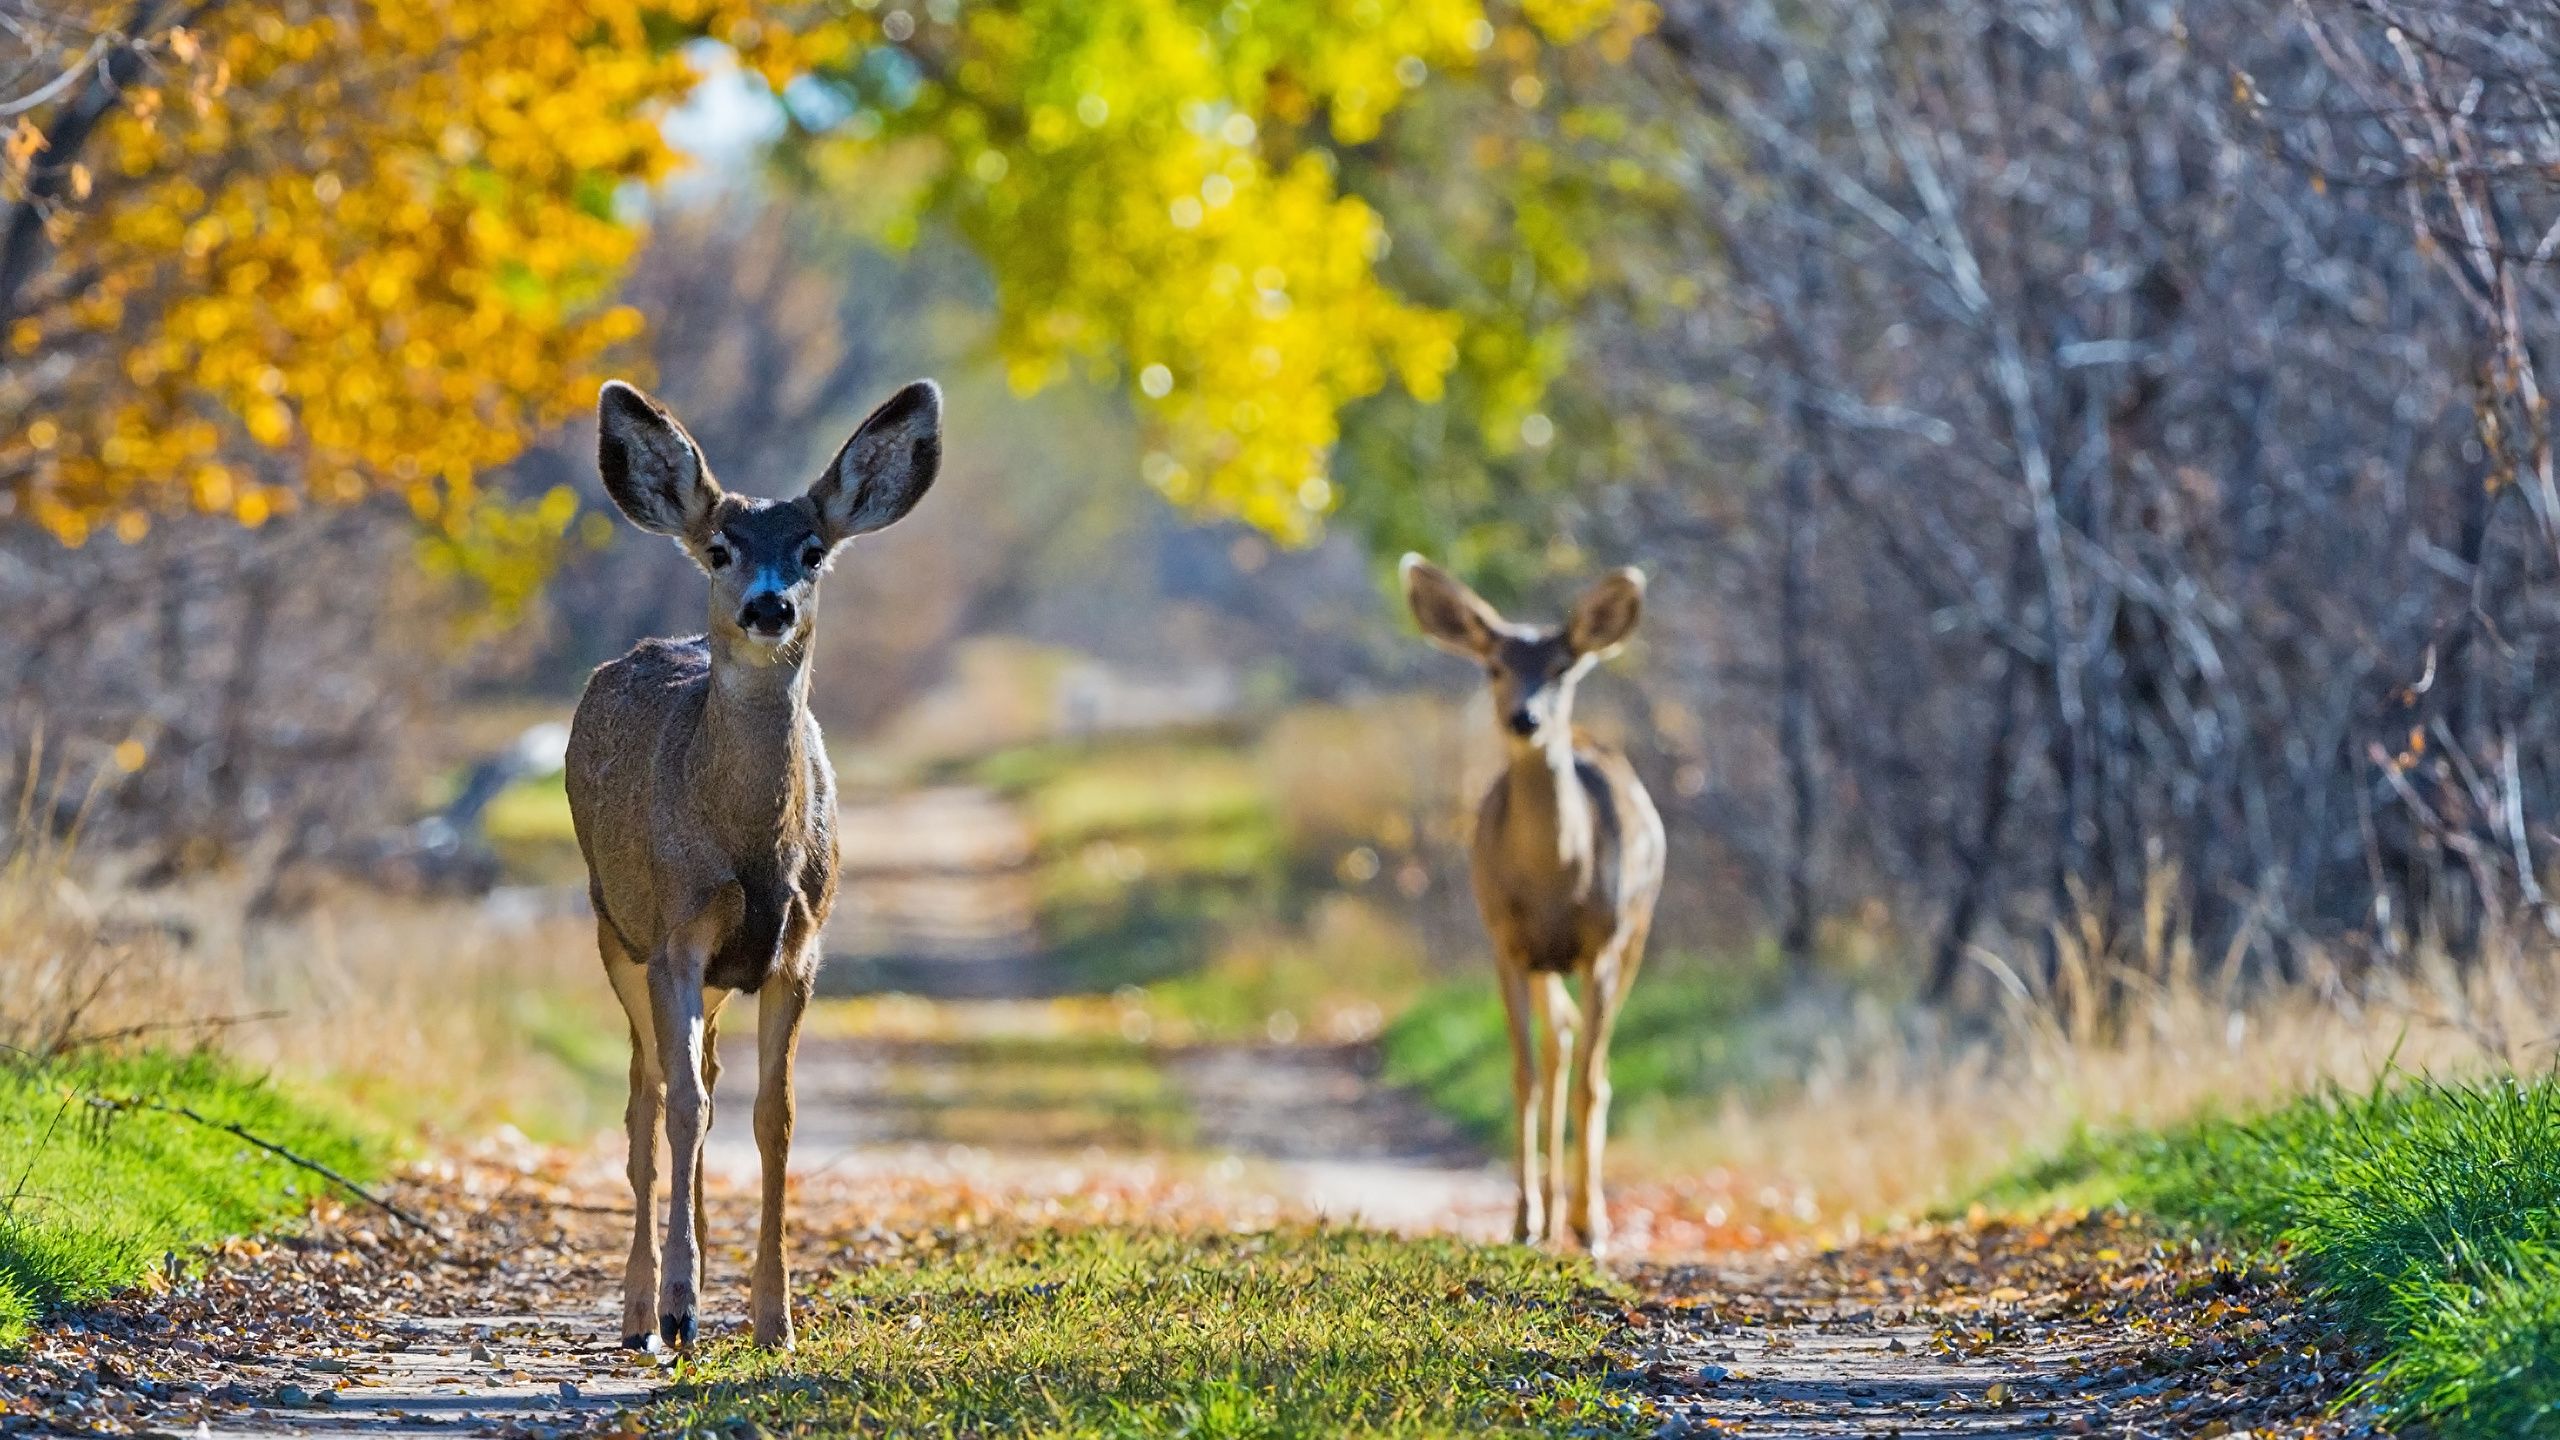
xmin=1143 ymin=894 xmax=1432 ymax=1041
xmin=968 ymin=738 xmax=1291 ymax=996
xmin=480 ymin=768 xmax=576 ymax=844
xmin=1993 ymin=1070 xmax=2560 ymax=1438
xmin=878 ymin=1034 xmax=1197 ymax=1153
xmin=652 ymin=1225 xmax=1645 ymax=1438
xmin=0 ymin=1051 xmax=378 ymax=1351
xmin=993 ymin=745 xmax=1269 ymax=852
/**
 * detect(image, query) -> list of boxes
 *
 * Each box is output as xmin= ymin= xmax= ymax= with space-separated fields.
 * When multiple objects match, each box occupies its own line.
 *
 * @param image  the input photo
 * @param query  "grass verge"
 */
xmin=0 ymin=1050 xmax=377 ymax=1351
xmin=1990 ymin=1069 xmax=2560 ymax=1438
xmin=651 ymin=1224 xmax=1644 ymax=1438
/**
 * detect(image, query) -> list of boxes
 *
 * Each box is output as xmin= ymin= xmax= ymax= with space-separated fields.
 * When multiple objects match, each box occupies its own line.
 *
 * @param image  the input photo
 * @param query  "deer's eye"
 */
xmin=704 ymin=542 xmax=732 ymax=569
xmin=799 ymin=541 xmax=826 ymax=570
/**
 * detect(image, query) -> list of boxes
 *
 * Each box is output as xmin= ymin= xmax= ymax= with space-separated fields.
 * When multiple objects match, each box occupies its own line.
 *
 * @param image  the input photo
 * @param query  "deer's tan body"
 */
xmin=572 ymin=636 xmax=837 ymax=999
xmin=567 ymin=377 xmax=942 ymax=1351
xmin=1474 ymin=739 xmax=1661 ymax=976
xmin=1406 ymin=556 xmax=1664 ymax=1253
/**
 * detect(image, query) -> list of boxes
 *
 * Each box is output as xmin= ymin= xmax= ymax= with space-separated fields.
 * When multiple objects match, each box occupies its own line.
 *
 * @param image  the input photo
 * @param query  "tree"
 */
xmin=790 ymin=0 xmax=1652 ymax=541
xmin=0 ymin=1 xmax=810 ymax=575
xmin=1298 ymin=0 xmax=2560 ymax=989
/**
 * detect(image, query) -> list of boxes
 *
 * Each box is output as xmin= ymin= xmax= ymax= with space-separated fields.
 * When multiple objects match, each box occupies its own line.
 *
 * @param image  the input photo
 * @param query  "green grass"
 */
xmin=650 ymin=1224 xmax=1645 ymax=1437
xmin=480 ymin=767 xmax=575 ymax=842
xmin=969 ymin=739 xmax=1290 ymax=995
xmin=1379 ymin=954 xmax=1779 ymax=1152
xmin=0 ymin=1050 xmax=379 ymax=1350
xmin=478 ymin=771 xmax=588 ymax=884
xmin=1141 ymin=895 xmax=1435 ymax=1039
xmin=1990 ymin=1069 xmax=2560 ymax=1438
xmin=874 ymin=1034 xmax=1197 ymax=1152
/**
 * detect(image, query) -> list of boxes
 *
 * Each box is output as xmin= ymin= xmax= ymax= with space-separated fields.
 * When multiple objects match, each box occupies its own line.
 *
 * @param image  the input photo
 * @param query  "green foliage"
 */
xmin=1992 ymin=1070 xmax=2560 ymax=1438
xmin=794 ymin=0 xmax=1653 ymax=542
xmin=0 ymin=1050 xmax=379 ymax=1351
xmin=1379 ymin=951 xmax=1781 ymax=1151
xmin=1334 ymin=51 xmax=1688 ymax=586
xmin=652 ymin=1223 xmax=1643 ymax=1437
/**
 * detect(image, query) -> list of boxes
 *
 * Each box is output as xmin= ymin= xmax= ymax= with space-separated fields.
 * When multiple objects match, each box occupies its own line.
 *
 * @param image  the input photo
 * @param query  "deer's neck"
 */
xmin=697 ymin=634 xmax=815 ymax=839
xmin=1499 ymin=734 xmax=1593 ymax=873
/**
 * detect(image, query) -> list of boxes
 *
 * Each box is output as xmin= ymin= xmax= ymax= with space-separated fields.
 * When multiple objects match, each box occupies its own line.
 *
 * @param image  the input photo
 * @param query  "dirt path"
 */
xmin=0 ymin=785 xmax=2387 ymax=1437
xmin=1620 ymin=1212 xmax=2387 ymax=1439
xmin=701 ymin=1010 xmax=1509 ymax=1235
xmin=819 ymin=786 xmax=1043 ymax=999
xmin=0 ymin=1145 xmax=659 ymax=1438
xmin=722 ymin=784 xmax=1515 ymax=1232
xmin=5 ymin=1158 xmax=2387 ymax=1440
xmin=0 ymin=1141 xmax=1258 ymax=1439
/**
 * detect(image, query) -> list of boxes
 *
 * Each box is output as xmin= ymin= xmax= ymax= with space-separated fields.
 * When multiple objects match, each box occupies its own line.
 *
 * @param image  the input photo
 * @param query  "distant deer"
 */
xmin=567 ymin=378 xmax=942 ymax=1350
xmin=1402 ymin=556 xmax=1664 ymax=1255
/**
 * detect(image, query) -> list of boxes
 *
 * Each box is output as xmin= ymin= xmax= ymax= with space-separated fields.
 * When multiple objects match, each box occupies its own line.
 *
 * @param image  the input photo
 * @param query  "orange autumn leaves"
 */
xmin=4 ymin=1 xmax=1650 ymax=563
xmin=1 ymin=1 xmax=815 ymax=558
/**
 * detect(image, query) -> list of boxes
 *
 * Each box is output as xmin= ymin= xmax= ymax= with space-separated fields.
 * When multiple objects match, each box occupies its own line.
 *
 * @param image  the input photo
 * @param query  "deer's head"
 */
xmin=1402 ymin=555 xmax=1644 ymax=752
xmin=595 ymin=379 xmax=944 ymax=660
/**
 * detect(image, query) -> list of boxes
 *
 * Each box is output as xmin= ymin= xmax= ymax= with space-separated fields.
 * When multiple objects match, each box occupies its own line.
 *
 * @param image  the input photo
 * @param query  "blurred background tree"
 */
xmin=10 ymin=0 xmax=2560 ymax=1022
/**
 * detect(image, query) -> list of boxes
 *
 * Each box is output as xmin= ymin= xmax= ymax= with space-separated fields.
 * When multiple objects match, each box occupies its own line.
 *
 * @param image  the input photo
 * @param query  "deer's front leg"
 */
xmin=1495 ymin=964 xmax=1542 ymax=1244
xmin=1530 ymin=972 xmax=1579 ymax=1247
xmin=1570 ymin=928 xmax=1647 ymax=1258
xmin=1567 ymin=971 xmax=1621 ymax=1257
xmin=601 ymin=934 xmax=663 ymax=1350
xmin=650 ymin=936 xmax=715 ymax=1349
xmin=750 ymin=972 xmax=810 ymax=1348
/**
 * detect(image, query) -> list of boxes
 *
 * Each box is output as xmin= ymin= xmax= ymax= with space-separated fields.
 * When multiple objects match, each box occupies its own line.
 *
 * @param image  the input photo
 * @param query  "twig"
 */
xmin=83 ymin=1091 xmax=437 ymax=1237
xmin=52 ymin=1010 xmax=285 ymax=1055
xmin=0 ymin=33 xmax=109 ymax=117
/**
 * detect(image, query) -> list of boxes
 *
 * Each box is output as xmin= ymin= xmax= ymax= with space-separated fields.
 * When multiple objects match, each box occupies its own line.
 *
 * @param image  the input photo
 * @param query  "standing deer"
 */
xmin=567 ymin=377 xmax=942 ymax=1350
xmin=1401 ymin=556 xmax=1664 ymax=1255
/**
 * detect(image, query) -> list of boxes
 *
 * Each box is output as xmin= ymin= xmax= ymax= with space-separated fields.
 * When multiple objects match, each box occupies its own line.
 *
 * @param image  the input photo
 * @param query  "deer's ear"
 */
xmin=810 ymin=380 xmax=942 ymax=545
xmin=597 ymin=381 xmax=721 ymax=538
xmin=1567 ymin=567 xmax=1645 ymax=659
xmin=1401 ymin=554 xmax=1504 ymax=659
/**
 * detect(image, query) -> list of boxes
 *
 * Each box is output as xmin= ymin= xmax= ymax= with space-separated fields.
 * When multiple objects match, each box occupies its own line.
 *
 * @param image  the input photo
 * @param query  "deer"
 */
xmin=565 ymin=377 xmax=942 ymax=1351
xmin=1401 ymin=555 xmax=1665 ymax=1256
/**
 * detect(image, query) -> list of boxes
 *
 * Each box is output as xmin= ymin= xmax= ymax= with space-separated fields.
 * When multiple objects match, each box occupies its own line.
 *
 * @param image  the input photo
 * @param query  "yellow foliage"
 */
xmin=843 ymin=0 xmax=1640 ymax=540
xmin=0 ymin=1 xmax=819 ymax=556
xmin=4 ymin=0 xmax=1646 ymax=558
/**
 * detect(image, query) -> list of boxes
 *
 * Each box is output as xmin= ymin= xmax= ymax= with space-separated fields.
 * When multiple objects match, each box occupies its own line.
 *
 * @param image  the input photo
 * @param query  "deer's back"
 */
xmin=1472 ymin=739 xmax=1664 ymax=974
xmin=565 ymin=636 xmax=837 ymax=993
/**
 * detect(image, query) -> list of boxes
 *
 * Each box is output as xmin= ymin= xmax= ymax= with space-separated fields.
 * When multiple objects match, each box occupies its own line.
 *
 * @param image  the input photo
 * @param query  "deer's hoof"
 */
xmin=1570 ymin=1211 xmax=1610 ymax=1259
xmin=659 ymin=1312 xmax=697 ymax=1350
xmin=619 ymin=1333 xmax=656 ymax=1354
xmin=1511 ymin=1207 xmax=1541 ymax=1246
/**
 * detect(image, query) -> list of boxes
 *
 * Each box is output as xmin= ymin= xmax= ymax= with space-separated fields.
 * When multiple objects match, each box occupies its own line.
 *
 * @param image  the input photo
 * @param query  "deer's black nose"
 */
xmin=1507 ymin=709 xmax=1540 ymax=737
xmin=739 ymin=593 xmax=796 ymax=636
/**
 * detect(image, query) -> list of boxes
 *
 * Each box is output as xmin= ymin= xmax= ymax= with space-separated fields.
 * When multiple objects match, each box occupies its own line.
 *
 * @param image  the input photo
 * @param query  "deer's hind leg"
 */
xmin=1568 ymin=916 xmax=1649 ymax=1258
xmin=601 ymin=929 xmax=663 ymax=1350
